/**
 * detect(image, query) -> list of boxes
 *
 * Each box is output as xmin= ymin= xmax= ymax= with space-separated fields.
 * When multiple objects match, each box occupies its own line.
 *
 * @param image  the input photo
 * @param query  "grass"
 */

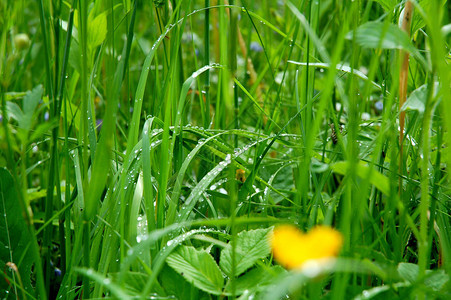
xmin=0 ymin=0 xmax=450 ymax=299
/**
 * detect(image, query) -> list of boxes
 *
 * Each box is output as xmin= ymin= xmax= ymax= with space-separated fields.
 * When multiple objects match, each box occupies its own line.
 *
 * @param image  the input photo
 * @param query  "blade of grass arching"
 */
xmin=164 ymin=65 xmax=219 ymax=227
xmin=125 ymin=8 xmax=184 ymax=235
xmin=237 ymin=108 xmax=306 ymax=205
xmin=76 ymin=268 xmax=131 ymax=300
xmin=138 ymin=228 xmax=224 ymax=298
xmin=233 ymin=78 xmax=281 ymax=130
xmin=166 ymin=131 xmax=225 ymax=228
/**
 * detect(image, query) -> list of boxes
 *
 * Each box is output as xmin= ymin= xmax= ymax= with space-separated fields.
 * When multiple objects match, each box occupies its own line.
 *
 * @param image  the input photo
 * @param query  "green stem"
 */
xmin=204 ymin=0 xmax=211 ymax=128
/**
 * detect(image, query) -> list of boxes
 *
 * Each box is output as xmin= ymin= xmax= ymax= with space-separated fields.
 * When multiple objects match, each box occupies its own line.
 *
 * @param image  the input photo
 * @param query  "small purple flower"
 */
xmin=44 ymin=111 xmax=49 ymax=121
xmin=54 ymin=267 xmax=61 ymax=277
xmin=250 ymin=41 xmax=263 ymax=53
xmin=375 ymin=100 xmax=383 ymax=112
xmin=96 ymin=119 xmax=103 ymax=132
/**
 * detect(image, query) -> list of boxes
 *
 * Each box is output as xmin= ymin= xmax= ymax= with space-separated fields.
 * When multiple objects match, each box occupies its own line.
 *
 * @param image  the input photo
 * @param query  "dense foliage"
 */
xmin=1 ymin=0 xmax=450 ymax=299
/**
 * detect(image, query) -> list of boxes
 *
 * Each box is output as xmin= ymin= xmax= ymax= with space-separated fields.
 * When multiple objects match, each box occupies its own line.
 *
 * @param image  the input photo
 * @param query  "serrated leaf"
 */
xmin=220 ymin=228 xmax=272 ymax=277
xmin=0 ymin=168 xmax=34 ymax=297
xmin=166 ymin=246 xmax=224 ymax=295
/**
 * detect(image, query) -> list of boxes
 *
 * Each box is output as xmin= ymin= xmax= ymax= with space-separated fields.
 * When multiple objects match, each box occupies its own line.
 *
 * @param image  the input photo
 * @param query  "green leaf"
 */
xmin=22 ymin=85 xmax=43 ymax=126
xmin=398 ymin=263 xmax=419 ymax=283
xmin=6 ymin=101 xmax=24 ymax=123
xmin=76 ymin=268 xmax=131 ymax=300
xmin=331 ymin=161 xmax=390 ymax=196
xmin=424 ymin=269 xmax=449 ymax=291
xmin=348 ymin=22 xmax=427 ymax=70
xmin=402 ymin=82 xmax=439 ymax=114
xmin=0 ymin=168 xmax=34 ymax=297
xmin=160 ymin=265 xmax=194 ymax=300
xmin=398 ymin=263 xmax=449 ymax=291
xmin=349 ymin=22 xmax=413 ymax=50
xmin=373 ymin=0 xmax=398 ymax=12
xmin=166 ymin=246 xmax=224 ymax=295
xmin=410 ymin=0 xmax=447 ymax=35
xmin=88 ymin=11 xmax=107 ymax=49
xmin=224 ymin=266 xmax=285 ymax=295
xmin=220 ymin=228 xmax=272 ymax=277
xmin=6 ymin=85 xmax=43 ymax=134
xmin=402 ymin=85 xmax=427 ymax=114
xmin=29 ymin=118 xmax=58 ymax=142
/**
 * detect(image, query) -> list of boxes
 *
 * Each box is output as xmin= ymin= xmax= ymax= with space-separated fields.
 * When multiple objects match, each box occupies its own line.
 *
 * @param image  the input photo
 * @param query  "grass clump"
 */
xmin=0 ymin=0 xmax=450 ymax=299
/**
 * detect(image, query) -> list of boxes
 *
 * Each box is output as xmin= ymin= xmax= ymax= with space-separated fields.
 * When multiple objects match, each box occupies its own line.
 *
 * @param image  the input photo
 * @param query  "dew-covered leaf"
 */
xmin=166 ymin=245 xmax=224 ymax=295
xmin=220 ymin=228 xmax=272 ymax=277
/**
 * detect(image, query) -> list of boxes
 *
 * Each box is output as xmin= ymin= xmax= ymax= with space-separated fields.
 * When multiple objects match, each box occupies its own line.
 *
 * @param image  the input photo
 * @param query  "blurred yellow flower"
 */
xmin=270 ymin=225 xmax=343 ymax=270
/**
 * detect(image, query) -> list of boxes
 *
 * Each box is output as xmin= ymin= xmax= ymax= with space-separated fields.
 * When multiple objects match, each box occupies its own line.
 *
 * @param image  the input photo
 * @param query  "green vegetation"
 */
xmin=1 ymin=0 xmax=450 ymax=299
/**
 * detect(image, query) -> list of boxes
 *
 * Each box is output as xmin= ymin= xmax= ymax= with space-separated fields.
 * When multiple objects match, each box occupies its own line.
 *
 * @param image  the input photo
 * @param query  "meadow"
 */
xmin=0 ymin=0 xmax=450 ymax=299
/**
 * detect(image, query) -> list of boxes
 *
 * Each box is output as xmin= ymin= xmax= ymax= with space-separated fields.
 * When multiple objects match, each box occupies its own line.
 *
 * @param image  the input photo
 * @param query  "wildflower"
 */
xmin=235 ymin=169 xmax=246 ymax=183
xmin=250 ymin=41 xmax=263 ymax=53
xmin=270 ymin=225 xmax=343 ymax=270
xmin=375 ymin=100 xmax=383 ymax=112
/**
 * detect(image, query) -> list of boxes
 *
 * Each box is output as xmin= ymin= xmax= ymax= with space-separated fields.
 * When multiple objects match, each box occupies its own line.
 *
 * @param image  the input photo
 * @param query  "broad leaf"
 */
xmin=398 ymin=263 xmax=449 ymax=291
xmin=348 ymin=21 xmax=427 ymax=69
xmin=0 ymin=168 xmax=34 ymax=297
xmin=402 ymin=82 xmax=440 ymax=114
xmin=224 ymin=266 xmax=285 ymax=295
xmin=349 ymin=22 xmax=415 ymax=50
xmin=220 ymin=228 xmax=272 ymax=277
xmin=88 ymin=11 xmax=107 ymax=49
xmin=331 ymin=161 xmax=390 ymax=196
xmin=166 ymin=245 xmax=224 ymax=295
xmin=160 ymin=265 xmax=194 ymax=300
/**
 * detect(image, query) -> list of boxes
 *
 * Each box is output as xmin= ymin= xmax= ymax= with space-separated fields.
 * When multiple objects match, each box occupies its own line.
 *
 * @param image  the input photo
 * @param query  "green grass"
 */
xmin=1 ymin=0 xmax=450 ymax=299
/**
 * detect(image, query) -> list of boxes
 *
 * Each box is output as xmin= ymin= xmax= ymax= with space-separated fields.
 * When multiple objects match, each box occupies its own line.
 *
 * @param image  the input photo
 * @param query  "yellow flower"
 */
xmin=270 ymin=225 xmax=343 ymax=270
